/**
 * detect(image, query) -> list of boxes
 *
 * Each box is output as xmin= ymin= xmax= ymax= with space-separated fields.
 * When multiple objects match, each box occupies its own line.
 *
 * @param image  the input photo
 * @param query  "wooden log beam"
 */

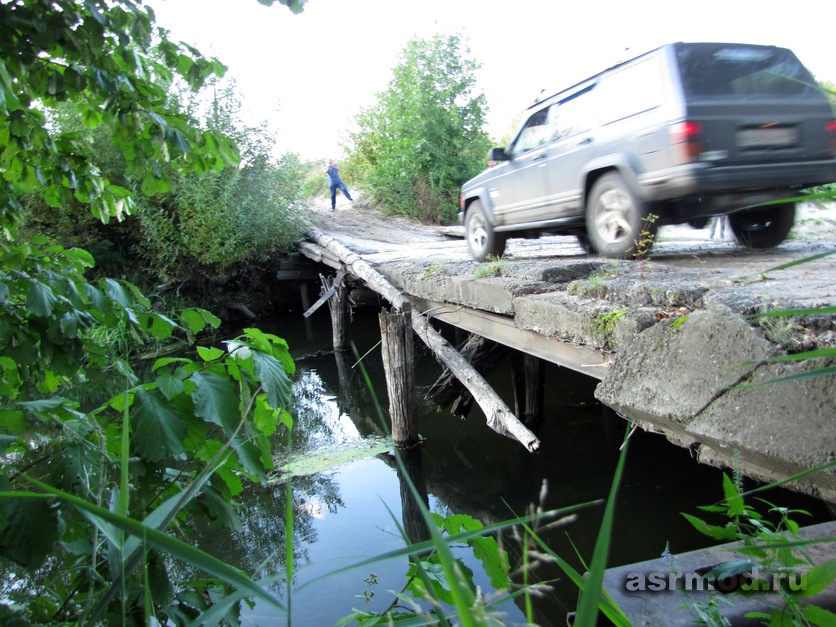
xmin=306 ymin=228 xmax=540 ymax=453
xmin=428 ymin=334 xmax=508 ymax=414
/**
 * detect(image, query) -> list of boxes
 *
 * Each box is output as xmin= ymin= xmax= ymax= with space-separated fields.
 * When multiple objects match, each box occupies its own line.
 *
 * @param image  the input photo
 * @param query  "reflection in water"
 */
xmin=194 ymin=309 xmax=832 ymax=625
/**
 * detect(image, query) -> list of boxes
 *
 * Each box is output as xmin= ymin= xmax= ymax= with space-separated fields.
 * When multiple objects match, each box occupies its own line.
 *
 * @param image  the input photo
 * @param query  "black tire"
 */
xmin=728 ymin=203 xmax=795 ymax=249
xmin=465 ymin=200 xmax=506 ymax=261
xmin=574 ymin=232 xmax=593 ymax=255
xmin=586 ymin=172 xmax=654 ymax=258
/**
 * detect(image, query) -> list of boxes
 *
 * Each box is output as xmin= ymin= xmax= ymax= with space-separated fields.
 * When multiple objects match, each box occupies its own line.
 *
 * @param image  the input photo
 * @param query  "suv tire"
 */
xmin=586 ymin=172 xmax=654 ymax=258
xmin=729 ymin=203 xmax=795 ymax=249
xmin=465 ymin=200 xmax=507 ymax=261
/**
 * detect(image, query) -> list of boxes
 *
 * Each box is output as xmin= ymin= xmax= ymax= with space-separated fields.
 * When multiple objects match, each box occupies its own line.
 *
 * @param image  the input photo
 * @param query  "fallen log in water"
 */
xmin=427 ymin=334 xmax=508 ymax=418
xmin=306 ymin=228 xmax=541 ymax=453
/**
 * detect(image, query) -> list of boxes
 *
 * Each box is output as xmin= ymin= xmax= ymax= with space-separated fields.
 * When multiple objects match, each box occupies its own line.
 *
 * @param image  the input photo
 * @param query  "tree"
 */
xmin=0 ymin=1 xmax=305 ymax=623
xmin=347 ymin=33 xmax=492 ymax=224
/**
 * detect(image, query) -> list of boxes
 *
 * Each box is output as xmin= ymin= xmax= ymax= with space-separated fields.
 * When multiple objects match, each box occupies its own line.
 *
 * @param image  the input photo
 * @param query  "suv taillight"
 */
xmin=827 ymin=120 xmax=836 ymax=155
xmin=670 ymin=121 xmax=704 ymax=164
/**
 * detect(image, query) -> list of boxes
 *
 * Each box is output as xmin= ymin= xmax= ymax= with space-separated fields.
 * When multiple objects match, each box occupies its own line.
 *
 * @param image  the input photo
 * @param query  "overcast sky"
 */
xmin=154 ymin=0 xmax=836 ymax=162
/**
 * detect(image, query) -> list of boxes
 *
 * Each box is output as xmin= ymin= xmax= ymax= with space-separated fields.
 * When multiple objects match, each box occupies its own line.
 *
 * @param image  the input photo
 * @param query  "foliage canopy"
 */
xmin=347 ymin=33 xmax=492 ymax=224
xmin=0 ymin=0 xmax=306 ymax=623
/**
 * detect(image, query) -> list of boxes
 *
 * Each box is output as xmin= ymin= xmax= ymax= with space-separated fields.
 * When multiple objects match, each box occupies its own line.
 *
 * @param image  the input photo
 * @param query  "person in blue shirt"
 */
xmin=324 ymin=159 xmax=353 ymax=211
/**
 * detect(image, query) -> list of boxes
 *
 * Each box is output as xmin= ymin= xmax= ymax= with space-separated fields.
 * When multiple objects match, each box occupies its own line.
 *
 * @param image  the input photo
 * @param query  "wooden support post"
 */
xmin=379 ymin=303 xmax=419 ymax=449
xmin=323 ymin=274 xmax=349 ymax=351
xmin=300 ymin=281 xmax=311 ymax=312
xmin=397 ymin=449 xmax=430 ymax=549
xmin=512 ymin=352 xmax=545 ymax=429
xmin=300 ymin=282 xmax=313 ymax=340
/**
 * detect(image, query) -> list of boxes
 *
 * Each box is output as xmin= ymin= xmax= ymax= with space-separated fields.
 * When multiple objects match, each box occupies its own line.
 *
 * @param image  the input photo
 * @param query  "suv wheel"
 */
xmin=586 ymin=172 xmax=654 ymax=258
xmin=728 ymin=203 xmax=795 ymax=249
xmin=465 ymin=200 xmax=507 ymax=261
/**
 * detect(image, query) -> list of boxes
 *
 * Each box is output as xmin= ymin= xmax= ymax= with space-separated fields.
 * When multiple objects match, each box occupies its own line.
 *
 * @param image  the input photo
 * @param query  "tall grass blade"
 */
xmin=573 ymin=425 xmax=631 ymax=627
xmin=5 ymin=481 xmax=287 ymax=614
xmin=285 ymin=466 xmax=294 ymax=626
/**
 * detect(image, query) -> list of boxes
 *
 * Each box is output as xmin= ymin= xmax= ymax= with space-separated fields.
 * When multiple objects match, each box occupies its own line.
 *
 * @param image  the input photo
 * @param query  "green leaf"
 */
xmin=252 ymin=351 xmax=292 ymax=410
xmin=81 ymin=104 xmax=104 ymax=129
xmin=799 ymin=558 xmax=836 ymax=598
xmin=104 ymin=278 xmax=132 ymax=307
xmin=156 ymin=372 xmax=185 ymax=400
xmin=0 ymin=357 xmax=22 ymax=399
xmin=25 ymin=280 xmax=57 ymax=316
xmin=408 ymin=558 xmax=474 ymax=606
xmin=681 ymin=512 xmax=739 ymax=541
xmin=141 ymin=171 xmax=170 ymax=195
xmin=190 ymin=370 xmax=240 ymax=436
xmin=144 ymin=312 xmax=175 ymax=340
xmin=801 ymin=603 xmax=836 ymax=625
xmin=253 ymin=395 xmax=279 ymax=436
xmin=197 ymin=346 xmax=225 ymax=362
xmin=0 ymin=486 xmax=61 ymax=568
xmin=233 ymin=439 xmax=268 ymax=481
xmin=132 ymin=388 xmax=187 ymax=463
xmin=722 ymin=473 xmax=744 ymax=517
xmin=0 ymin=409 xmax=27 ymax=434
xmin=181 ymin=308 xmax=220 ymax=334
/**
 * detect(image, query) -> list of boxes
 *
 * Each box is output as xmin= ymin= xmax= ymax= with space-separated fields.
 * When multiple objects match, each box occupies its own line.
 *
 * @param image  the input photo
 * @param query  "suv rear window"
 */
xmin=675 ymin=43 xmax=819 ymax=98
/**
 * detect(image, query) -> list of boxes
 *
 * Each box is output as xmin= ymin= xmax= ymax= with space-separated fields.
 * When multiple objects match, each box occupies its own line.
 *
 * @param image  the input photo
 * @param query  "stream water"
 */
xmin=195 ymin=305 xmax=831 ymax=626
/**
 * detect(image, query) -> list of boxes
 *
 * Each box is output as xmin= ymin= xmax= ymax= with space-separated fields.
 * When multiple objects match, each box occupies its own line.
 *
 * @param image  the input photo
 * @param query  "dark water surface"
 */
xmin=202 ymin=307 xmax=831 ymax=626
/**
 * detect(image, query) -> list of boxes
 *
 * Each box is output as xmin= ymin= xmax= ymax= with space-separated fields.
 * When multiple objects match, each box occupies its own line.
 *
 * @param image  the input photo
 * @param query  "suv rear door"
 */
xmin=672 ymin=43 xmax=834 ymax=189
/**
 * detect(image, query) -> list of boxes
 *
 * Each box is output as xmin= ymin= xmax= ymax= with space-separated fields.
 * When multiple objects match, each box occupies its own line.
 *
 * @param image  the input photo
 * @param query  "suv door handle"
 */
xmin=578 ymin=137 xmax=594 ymax=145
xmin=532 ymin=154 xmax=546 ymax=161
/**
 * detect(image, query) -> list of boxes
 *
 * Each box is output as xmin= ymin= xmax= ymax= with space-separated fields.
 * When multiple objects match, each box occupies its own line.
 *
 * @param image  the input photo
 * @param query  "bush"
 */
xmin=346 ymin=34 xmax=492 ymax=224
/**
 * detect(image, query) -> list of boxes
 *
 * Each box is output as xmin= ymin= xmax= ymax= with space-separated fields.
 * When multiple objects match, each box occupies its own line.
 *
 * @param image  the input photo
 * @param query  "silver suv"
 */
xmin=459 ymin=42 xmax=836 ymax=260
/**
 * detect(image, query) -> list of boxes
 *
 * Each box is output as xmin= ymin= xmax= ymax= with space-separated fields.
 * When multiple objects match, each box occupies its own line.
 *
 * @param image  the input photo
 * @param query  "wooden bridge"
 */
xmin=295 ymin=206 xmax=836 ymax=505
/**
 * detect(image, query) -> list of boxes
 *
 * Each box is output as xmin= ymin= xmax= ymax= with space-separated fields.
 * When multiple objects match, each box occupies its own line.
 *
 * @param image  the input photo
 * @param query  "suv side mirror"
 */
xmin=488 ymin=147 xmax=509 ymax=162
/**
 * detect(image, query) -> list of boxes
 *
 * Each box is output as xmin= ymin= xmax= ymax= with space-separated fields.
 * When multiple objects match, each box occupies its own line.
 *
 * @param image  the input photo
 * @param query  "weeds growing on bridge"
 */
xmin=473 ymin=256 xmax=505 ymax=278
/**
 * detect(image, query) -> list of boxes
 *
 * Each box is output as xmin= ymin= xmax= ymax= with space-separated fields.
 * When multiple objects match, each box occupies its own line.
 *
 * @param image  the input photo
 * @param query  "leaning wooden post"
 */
xmin=323 ymin=274 xmax=349 ymax=351
xmin=379 ymin=302 xmax=418 ymax=448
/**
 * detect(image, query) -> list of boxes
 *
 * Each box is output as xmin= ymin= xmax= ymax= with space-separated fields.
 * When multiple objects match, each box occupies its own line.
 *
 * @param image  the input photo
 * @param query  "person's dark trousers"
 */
xmin=330 ymin=182 xmax=353 ymax=209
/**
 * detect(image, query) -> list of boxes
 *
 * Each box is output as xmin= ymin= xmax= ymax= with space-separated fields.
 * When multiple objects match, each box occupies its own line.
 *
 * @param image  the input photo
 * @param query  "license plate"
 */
xmin=736 ymin=127 xmax=799 ymax=148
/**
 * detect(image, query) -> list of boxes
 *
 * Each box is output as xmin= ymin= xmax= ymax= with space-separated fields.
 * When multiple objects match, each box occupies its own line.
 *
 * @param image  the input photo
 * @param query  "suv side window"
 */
xmin=511 ymin=107 xmax=550 ymax=156
xmin=598 ymin=56 xmax=664 ymax=125
xmin=552 ymin=87 xmax=595 ymax=142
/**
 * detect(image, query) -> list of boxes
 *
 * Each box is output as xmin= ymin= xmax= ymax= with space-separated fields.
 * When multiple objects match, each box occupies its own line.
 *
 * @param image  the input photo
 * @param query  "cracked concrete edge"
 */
xmin=595 ymin=309 xmax=836 ymax=502
xmin=594 ymin=309 xmax=776 ymax=425
xmin=686 ymin=357 xmax=836 ymax=502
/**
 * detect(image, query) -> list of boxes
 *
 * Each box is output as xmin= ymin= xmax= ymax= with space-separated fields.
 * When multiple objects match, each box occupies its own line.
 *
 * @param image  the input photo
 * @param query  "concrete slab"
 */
xmin=687 ymin=358 xmax=836 ymax=502
xmin=594 ymin=310 xmax=776 ymax=431
xmin=602 ymin=521 xmax=836 ymax=626
xmin=514 ymin=291 xmax=659 ymax=351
